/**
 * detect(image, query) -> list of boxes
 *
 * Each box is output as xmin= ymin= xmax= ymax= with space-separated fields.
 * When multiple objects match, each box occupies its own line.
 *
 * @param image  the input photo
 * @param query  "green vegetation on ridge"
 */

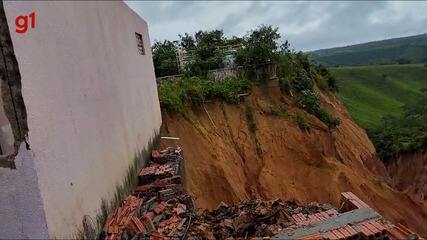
xmin=330 ymin=64 xmax=427 ymax=162
xmin=331 ymin=64 xmax=427 ymax=129
xmin=370 ymin=91 xmax=427 ymax=162
xmin=310 ymin=34 xmax=427 ymax=67
xmin=156 ymin=25 xmax=341 ymax=129
xmin=158 ymin=77 xmax=252 ymax=112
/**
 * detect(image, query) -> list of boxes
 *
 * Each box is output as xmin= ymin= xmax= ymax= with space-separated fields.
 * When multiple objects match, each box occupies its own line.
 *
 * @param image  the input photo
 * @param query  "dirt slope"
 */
xmin=388 ymin=150 xmax=427 ymax=202
xmin=160 ymin=81 xmax=427 ymax=236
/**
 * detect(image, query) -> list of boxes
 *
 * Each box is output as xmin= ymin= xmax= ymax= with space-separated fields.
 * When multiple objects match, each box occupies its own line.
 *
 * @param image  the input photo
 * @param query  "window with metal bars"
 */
xmin=135 ymin=32 xmax=145 ymax=55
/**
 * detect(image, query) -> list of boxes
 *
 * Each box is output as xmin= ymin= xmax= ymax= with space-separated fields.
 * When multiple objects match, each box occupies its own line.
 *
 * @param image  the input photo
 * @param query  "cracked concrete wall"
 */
xmin=1 ymin=1 xmax=161 ymax=238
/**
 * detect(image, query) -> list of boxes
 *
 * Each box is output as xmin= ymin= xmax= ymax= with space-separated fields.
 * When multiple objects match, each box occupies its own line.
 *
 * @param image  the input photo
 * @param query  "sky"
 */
xmin=125 ymin=1 xmax=427 ymax=51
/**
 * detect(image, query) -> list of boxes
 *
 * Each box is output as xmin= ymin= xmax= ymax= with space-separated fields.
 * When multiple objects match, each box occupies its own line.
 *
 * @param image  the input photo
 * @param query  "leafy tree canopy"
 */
xmin=236 ymin=25 xmax=282 ymax=66
xmin=152 ymin=25 xmax=289 ymax=77
xmin=152 ymin=40 xmax=180 ymax=77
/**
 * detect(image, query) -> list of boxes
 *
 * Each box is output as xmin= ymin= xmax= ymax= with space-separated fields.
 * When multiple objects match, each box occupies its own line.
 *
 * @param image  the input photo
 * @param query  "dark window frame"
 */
xmin=135 ymin=32 xmax=145 ymax=55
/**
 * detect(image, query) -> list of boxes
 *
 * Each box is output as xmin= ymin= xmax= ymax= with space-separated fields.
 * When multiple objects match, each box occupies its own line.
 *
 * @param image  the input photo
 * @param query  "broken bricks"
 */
xmin=101 ymin=146 xmax=192 ymax=240
xmin=151 ymin=146 xmax=182 ymax=164
xmin=138 ymin=162 xmax=180 ymax=185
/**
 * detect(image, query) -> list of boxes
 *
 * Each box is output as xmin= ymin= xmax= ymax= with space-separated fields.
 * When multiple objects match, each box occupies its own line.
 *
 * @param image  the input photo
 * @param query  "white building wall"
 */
xmin=1 ymin=1 xmax=161 ymax=238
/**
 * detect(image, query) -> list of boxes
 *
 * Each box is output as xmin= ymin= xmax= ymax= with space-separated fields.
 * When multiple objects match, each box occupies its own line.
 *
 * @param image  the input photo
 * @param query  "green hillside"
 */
xmin=310 ymin=34 xmax=427 ymax=66
xmin=331 ymin=64 xmax=427 ymax=129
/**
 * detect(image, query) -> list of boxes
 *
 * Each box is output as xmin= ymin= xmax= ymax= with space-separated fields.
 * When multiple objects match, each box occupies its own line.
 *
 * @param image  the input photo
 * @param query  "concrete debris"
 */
xmin=102 ymin=145 xmax=422 ymax=240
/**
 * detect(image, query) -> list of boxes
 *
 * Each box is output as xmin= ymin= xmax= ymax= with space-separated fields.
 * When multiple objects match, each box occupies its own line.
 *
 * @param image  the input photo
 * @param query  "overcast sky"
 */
xmin=125 ymin=1 xmax=427 ymax=51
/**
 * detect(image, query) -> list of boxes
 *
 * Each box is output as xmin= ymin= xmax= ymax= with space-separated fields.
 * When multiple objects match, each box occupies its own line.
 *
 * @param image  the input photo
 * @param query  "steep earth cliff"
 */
xmin=160 ymin=81 xmax=427 ymax=236
xmin=388 ymin=150 xmax=427 ymax=202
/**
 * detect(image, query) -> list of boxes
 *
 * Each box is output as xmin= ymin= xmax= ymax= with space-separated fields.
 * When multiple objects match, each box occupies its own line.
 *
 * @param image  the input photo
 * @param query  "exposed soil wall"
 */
xmin=161 ymin=81 xmax=427 ymax=236
xmin=387 ymin=150 xmax=427 ymax=202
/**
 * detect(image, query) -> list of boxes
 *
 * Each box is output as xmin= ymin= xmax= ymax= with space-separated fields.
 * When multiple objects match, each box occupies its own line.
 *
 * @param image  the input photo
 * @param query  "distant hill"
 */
xmin=331 ymin=64 xmax=427 ymax=129
xmin=310 ymin=34 xmax=427 ymax=66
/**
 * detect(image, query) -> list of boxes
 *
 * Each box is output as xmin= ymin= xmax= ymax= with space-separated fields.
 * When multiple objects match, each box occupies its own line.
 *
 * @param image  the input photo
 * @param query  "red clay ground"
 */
xmin=160 ymin=81 xmax=427 ymax=236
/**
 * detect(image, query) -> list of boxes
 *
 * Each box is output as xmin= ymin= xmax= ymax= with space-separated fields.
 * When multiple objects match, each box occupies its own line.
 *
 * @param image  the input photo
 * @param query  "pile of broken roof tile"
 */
xmin=274 ymin=192 xmax=423 ymax=240
xmin=101 ymin=146 xmax=195 ymax=240
xmin=186 ymin=198 xmax=333 ymax=239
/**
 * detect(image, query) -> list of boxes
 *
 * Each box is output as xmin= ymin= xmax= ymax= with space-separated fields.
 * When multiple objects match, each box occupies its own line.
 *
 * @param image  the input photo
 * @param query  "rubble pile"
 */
xmin=102 ymin=146 xmax=422 ymax=240
xmin=101 ymin=146 xmax=194 ymax=240
xmin=101 ymin=145 xmax=330 ymax=240
xmin=186 ymin=199 xmax=333 ymax=239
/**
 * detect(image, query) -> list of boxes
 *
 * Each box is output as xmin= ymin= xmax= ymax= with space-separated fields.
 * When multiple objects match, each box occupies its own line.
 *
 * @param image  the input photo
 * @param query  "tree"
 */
xmin=179 ymin=33 xmax=195 ymax=50
xmin=280 ymin=40 xmax=290 ymax=54
xmin=152 ymin=40 xmax=179 ymax=77
xmin=226 ymin=36 xmax=244 ymax=46
xmin=183 ymin=30 xmax=226 ymax=76
xmin=236 ymin=25 xmax=281 ymax=66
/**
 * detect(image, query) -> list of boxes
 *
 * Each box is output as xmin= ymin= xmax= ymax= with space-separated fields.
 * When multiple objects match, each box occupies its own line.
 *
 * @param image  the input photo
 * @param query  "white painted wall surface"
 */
xmin=2 ymin=1 xmax=161 ymax=238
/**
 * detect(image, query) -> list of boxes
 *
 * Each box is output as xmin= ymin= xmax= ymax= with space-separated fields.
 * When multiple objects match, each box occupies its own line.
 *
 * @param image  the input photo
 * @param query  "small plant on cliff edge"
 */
xmin=270 ymin=106 xmax=288 ymax=118
xmin=296 ymin=90 xmax=341 ymax=129
xmin=295 ymin=114 xmax=310 ymax=130
xmin=245 ymin=105 xmax=257 ymax=133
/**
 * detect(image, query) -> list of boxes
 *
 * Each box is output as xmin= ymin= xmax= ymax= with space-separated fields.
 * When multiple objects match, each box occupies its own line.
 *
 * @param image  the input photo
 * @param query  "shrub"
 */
xmin=158 ymin=81 xmax=185 ymax=112
xmin=316 ymin=109 xmax=342 ymax=129
xmin=330 ymin=116 xmax=342 ymax=128
xmin=270 ymin=106 xmax=288 ymax=117
xmin=158 ymin=77 xmax=252 ymax=113
xmin=295 ymin=114 xmax=309 ymax=130
xmin=211 ymin=77 xmax=252 ymax=103
xmin=297 ymin=90 xmax=321 ymax=112
xmin=297 ymin=90 xmax=341 ymax=128
xmin=291 ymin=70 xmax=314 ymax=93
xmin=180 ymin=77 xmax=209 ymax=103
